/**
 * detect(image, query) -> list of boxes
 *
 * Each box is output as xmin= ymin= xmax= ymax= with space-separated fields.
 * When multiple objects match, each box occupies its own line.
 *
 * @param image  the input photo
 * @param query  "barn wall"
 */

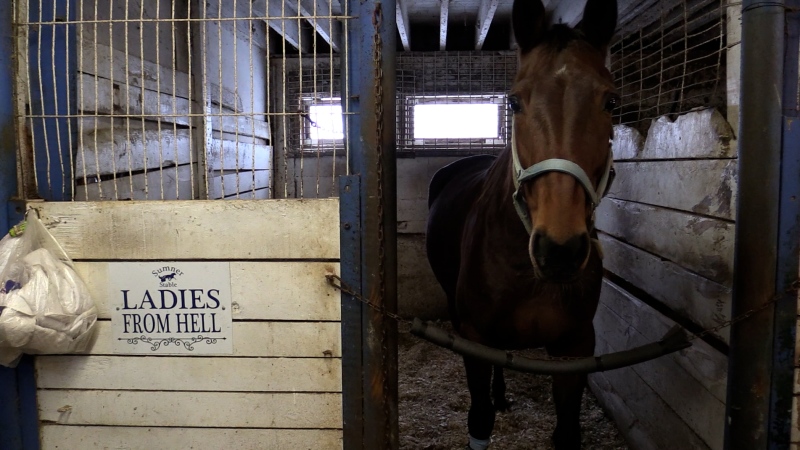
xmin=590 ymin=108 xmax=735 ymax=450
xmin=30 ymin=200 xmax=343 ymax=448
xmin=75 ymin=0 xmax=271 ymax=201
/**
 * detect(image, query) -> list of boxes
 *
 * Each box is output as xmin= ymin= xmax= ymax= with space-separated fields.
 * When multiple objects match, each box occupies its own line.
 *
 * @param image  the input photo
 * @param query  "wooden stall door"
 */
xmin=30 ymin=199 xmax=344 ymax=449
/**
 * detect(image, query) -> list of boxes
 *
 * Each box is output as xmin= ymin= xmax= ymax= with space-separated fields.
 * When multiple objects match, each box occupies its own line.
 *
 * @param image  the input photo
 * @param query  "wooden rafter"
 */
xmin=396 ymin=0 xmax=411 ymax=51
xmin=475 ymin=0 xmax=498 ymax=50
xmin=439 ymin=0 xmax=449 ymax=51
xmin=297 ymin=0 xmax=342 ymax=52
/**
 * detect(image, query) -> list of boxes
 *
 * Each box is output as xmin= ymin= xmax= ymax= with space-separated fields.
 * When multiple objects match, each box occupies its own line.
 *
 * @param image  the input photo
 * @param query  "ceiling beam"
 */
xmin=549 ymin=0 xmax=585 ymax=27
xmin=396 ymin=0 xmax=411 ymax=51
xmin=439 ymin=0 xmax=449 ymax=51
xmin=251 ymin=0 xmax=309 ymax=52
xmin=297 ymin=0 xmax=342 ymax=52
xmin=474 ymin=0 xmax=498 ymax=50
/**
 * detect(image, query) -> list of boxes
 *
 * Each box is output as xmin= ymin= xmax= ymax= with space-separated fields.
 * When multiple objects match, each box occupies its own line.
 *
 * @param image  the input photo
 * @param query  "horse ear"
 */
xmin=512 ymin=0 xmax=547 ymax=54
xmin=578 ymin=0 xmax=618 ymax=52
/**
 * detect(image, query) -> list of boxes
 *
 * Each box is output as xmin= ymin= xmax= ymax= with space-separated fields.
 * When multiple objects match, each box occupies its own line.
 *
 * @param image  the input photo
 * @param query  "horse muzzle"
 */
xmin=529 ymin=231 xmax=591 ymax=281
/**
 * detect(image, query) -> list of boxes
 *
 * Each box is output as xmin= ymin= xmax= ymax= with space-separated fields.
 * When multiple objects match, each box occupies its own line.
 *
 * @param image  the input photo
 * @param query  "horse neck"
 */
xmin=478 ymin=147 xmax=524 ymax=231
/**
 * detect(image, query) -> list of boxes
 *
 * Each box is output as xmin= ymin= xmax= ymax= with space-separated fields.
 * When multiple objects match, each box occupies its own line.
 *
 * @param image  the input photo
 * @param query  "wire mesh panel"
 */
xmin=13 ymin=0 xmax=349 ymax=201
xmin=610 ymin=0 xmax=729 ymax=134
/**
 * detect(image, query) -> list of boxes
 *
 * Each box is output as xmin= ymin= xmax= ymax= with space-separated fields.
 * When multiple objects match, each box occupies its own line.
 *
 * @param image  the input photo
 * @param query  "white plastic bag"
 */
xmin=0 ymin=211 xmax=97 ymax=367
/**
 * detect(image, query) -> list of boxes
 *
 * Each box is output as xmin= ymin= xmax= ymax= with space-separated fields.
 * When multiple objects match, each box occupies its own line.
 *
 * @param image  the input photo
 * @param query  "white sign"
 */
xmin=109 ymin=262 xmax=233 ymax=355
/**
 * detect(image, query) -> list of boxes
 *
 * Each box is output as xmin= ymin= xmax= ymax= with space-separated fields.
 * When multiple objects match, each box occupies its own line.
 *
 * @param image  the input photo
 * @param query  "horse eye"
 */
xmin=604 ymin=94 xmax=620 ymax=112
xmin=508 ymin=95 xmax=522 ymax=113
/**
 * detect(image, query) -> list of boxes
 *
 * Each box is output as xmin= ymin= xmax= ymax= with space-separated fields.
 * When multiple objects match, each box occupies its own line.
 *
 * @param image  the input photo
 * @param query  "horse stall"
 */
xmin=1 ymin=0 xmax=799 ymax=449
xmin=0 ymin=0 xmax=393 ymax=448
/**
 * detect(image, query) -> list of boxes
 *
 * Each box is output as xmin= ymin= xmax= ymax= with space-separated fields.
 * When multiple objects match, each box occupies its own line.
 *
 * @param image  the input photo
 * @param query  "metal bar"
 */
xmin=190 ymin=0 xmax=211 ymax=199
xmin=411 ymin=319 xmax=692 ymax=374
xmin=340 ymin=175 xmax=364 ymax=449
xmin=724 ymin=1 xmax=786 ymax=448
xmin=28 ymin=0 xmax=74 ymax=200
xmin=0 ymin=1 xmax=23 ymax=447
xmin=344 ymin=0 xmax=397 ymax=446
xmin=768 ymin=1 xmax=800 ymax=447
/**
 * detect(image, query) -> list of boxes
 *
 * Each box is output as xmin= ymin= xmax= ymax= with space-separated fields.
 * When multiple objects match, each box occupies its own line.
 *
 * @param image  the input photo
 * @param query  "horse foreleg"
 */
xmin=491 ymin=366 xmax=511 ymax=412
xmin=546 ymin=324 xmax=595 ymax=450
xmin=463 ymin=356 xmax=494 ymax=450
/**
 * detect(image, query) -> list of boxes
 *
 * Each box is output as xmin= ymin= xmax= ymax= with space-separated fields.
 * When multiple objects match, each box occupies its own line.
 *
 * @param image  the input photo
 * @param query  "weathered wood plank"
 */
xmin=37 ymin=356 xmax=341 ymax=392
xmin=596 ymin=198 xmax=735 ymax=285
xmin=74 ymin=164 xmax=195 ymax=201
xmin=589 ymin=350 xmax=711 ymax=450
xmin=78 ymin=74 xmax=270 ymax=140
xmin=208 ymin=139 xmax=272 ymax=171
xmin=209 ymin=170 xmax=271 ymax=199
xmin=595 ymin=281 xmax=726 ymax=448
xmin=607 ymin=159 xmax=737 ymax=220
xmin=78 ymin=40 xmax=242 ymax=111
xmin=32 ymin=199 xmax=340 ymax=260
xmin=78 ymin=320 xmax=341 ymax=357
xmin=75 ymin=261 xmax=341 ymax=321
xmin=75 ymin=128 xmax=192 ymax=178
xmin=599 ymin=233 xmax=732 ymax=342
xmin=611 ymin=124 xmax=646 ymax=160
xmin=41 ymin=426 xmax=343 ymax=450
xmin=615 ymin=109 xmax=736 ymax=160
xmin=38 ymin=391 xmax=342 ymax=428
xmin=599 ymin=280 xmax=729 ymax=402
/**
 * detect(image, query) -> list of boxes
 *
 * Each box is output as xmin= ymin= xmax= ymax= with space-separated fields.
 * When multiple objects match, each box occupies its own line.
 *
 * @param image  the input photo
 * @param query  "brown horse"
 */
xmin=425 ymin=0 xmax=618 ymax=448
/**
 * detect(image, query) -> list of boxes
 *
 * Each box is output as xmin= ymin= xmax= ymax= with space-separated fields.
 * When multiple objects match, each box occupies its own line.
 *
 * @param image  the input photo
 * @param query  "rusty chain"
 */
xmin=371 ymin=2 xmax=393 ymax=442
xmin=327 ymin=272 xmax=800 ymax=360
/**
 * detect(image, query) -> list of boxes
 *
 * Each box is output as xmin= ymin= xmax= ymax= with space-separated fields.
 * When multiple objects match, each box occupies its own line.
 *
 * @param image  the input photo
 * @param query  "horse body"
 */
xmin=425 ymin=1 xmax=618 ymax=448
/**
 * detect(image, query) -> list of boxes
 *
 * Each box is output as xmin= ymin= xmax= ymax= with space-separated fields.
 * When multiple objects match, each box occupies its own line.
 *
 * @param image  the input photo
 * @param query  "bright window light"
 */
xmin=413 ymin=103 xmax=499 ymax=139
xmin=308 ymin=103 xmax=344 ymax=141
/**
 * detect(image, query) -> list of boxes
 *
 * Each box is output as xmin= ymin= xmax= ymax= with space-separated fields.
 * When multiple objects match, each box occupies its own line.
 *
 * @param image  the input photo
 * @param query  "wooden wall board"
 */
xmin=74 ymin=261 xmax=341 ymax=321
xmin=75 ymin=128 xmax=192 ymax=178
xmin=607 ymin=159 xmax=737 ymax=220
xmin=36 ymin=356 xmax=341 ymax=392
xmin=77 ymin=320 xmax=342 ymax=357
xmin=41 ymin=426 xmax=343 ymax=450
xmin=599 ymin=233 xmax=732 ymax=342
xmin=31 ymin=199 xmax=340 ymax=260
xmin=38 ymin=390 xmax=343 ymax=428
xmin=73 ymin=164 xmax=195 ymax=201
xmin=596 ymin=198 xmax=735 ymax=285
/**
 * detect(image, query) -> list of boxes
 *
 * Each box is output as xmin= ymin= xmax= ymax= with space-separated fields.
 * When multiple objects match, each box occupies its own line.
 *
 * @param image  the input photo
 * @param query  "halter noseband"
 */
xmin=511 ymin=121 xmax=615 ymax=234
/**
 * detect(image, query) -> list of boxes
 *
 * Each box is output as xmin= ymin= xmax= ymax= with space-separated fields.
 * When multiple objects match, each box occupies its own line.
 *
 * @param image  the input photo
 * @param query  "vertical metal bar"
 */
xmin=0 ymin=0 xmax=22 ymax=444
xmin=724 ymin=0 xmax=786 ymax=448
xmin=340 ymin=174 xmax=364 ymax=450
xmin=190 ymin=0 xmax=210 ymax=199
xmin=768 ymin=2 xmax=800 ymax=448
xmin=344 ymin=0 xmax=397 ymax=447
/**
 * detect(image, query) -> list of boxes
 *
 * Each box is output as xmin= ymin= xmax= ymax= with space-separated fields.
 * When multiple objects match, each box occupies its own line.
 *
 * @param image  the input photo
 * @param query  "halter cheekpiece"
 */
xmin=510 ymin=120 xmax=615 ymax=234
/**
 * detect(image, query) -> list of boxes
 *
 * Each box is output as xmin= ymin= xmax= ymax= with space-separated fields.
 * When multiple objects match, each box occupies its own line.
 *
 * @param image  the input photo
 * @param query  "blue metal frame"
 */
xmin=339 ymin=175 xmax=364 ymax=449
xmin=0 ymin=0 xmax=74 ymax=446
xmin=769 ymin=1 xmax=800 ymax=448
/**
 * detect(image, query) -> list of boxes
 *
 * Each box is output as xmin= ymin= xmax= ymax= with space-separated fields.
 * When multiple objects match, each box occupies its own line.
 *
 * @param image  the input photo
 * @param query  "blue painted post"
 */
xmin=768 ymin=1 xmax=800 ymax=448
xmin=0 ymin=0 xmax=23 ymax=447
xmin=724 ymin=0 xmax=800 ymax=448
xmin=343 ymin=0 xmax=398 ymax=447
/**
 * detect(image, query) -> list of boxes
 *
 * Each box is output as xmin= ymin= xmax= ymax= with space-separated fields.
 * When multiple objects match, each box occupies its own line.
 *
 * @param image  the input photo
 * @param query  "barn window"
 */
xmin=400 ymin=94 xmax=508 ymax=152
xmin=305 ymin=99 xmax=344 ymax=144
xmin=412 ymin=101 xmax=500 ymax=139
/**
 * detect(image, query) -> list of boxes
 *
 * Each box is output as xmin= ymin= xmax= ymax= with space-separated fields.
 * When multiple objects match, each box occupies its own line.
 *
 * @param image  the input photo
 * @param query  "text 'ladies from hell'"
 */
xmin=120 ymin=289 xmax=222 ymax=310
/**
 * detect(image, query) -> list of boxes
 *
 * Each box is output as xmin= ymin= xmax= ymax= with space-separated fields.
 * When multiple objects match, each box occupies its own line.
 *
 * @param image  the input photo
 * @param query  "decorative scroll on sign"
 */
xmin=109 ymin=262 xmax=233 ymax=355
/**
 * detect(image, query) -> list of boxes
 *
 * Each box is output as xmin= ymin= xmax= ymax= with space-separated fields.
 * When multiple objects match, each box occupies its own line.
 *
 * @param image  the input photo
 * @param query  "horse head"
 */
xmin=509 ymin=0 xmax=618 ymax=282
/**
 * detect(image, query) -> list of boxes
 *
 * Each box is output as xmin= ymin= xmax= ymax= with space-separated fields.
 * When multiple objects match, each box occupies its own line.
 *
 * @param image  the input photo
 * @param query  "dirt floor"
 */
xmin=398 ymin=321 xmax=628 ymax=450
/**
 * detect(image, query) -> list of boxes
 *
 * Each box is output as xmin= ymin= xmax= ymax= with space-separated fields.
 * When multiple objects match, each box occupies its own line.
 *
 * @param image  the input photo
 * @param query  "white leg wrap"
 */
xmin=468 ymin=435 xmax=491 ymax=450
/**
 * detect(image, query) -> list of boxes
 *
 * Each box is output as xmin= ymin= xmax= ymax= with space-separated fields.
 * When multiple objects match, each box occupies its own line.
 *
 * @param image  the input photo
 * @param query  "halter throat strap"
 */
xmin=510 ymin=121 xmax=614 ymax=234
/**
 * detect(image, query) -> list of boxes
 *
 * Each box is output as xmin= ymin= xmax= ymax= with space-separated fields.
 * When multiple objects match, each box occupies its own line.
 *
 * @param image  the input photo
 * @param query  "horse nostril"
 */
xmin=532 ymin=233 xmax=590 ymax=277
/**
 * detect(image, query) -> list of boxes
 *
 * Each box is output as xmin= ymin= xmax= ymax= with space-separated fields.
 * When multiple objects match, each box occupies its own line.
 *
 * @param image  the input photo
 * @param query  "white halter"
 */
xmin=510 ymin=121 xmax=615 ymax=234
